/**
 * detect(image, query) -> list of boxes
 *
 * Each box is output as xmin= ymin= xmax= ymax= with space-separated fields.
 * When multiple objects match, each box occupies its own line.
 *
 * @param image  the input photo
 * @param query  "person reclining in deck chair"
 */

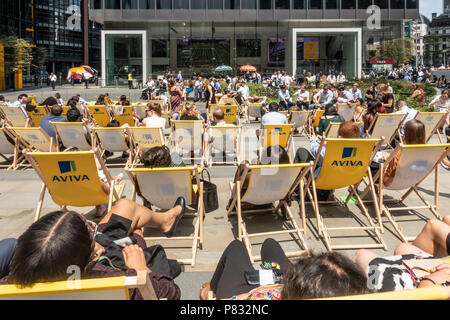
xmin=0 ymin=203 xmax=185 ymax=299
xmin=206 ymin=109 xmax=236 ymax=163
xmin=199 ymin=238 xmax=369 ymax=300
xmin=226 ymin=145 xmax=290 ymax=211
xmin=352 ymin=215 xmax=450 ymax=293
xmin=40 ymin=105 xmax=68 ymax=141
xmin=294 ymin=121 xmax=361 ymax=201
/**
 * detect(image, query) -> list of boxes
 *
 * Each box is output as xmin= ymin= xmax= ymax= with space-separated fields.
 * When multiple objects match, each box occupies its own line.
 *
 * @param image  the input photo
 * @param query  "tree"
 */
xmin=34 ymin=46 xmax=48 ymax=87
xmin=370 ymin=38 xmax=415 ymax=66
xmin=424 ymin=33 xmax=441 ymax=66
xmin=0 ymin=36 xmax=34 ymax=74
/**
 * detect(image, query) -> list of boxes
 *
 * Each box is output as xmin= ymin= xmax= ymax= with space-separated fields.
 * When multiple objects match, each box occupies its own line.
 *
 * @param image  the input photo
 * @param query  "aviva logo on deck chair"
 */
xmin=332 ymin=147 xmax=363 ymax=167
xmin=52 ymin=160 xmax=90 ymax=182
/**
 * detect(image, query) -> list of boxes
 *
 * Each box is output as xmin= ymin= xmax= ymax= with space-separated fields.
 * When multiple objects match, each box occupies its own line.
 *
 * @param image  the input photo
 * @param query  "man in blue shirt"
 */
xmin=40 ymin=105 xmax=68 ymax=140
xmin=310 ymin=84 xmax=334 ymax=110
xmin=278 ymin=85 xmax=295 ymax=111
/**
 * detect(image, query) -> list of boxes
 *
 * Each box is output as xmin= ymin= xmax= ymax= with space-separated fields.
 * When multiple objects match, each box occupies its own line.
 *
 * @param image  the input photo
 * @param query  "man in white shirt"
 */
xmin=348 ymin=83 xmax=362 ymax=103
xmin=278 ymin=85 xmax=294 ymax=111
xmin=327 ymin=73 xmax=337 ymax=85
xmin=336 ymin=86 xmax=354 ymax=104
xmin=207 ymin=109 xmax=235 ymax=161
xmin=262 ymin=102 xmax=288 ymax=125
xmin=12 ymin=94 xmax=29 ymax=116
xmin=310 ymin=84 xmax=334 ymax=110
xmin=294 ymin=85 xmax=310 ymax=110
xmin=194 ymin=76 xmax=203 ymax=102
xmin=337 ymin=72 xmax=346 ymax=84
xmin=394 ymin=99 xmax=418 ymax=137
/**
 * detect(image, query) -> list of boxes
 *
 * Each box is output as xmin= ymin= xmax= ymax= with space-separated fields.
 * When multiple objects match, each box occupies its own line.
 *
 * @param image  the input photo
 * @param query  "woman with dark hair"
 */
xmin=0 ymin=200 xmax=186 ymax=299
xmin=169 ymin=78 xmax=183 ymax=116
xmin=363 ymin=100 xmax=386 ymax=136
xmin=141 ymin=146 xmax=184 ymax=168
xmin=95 ymin=94 xmax=106 ymax=105
xmin=200 ymin=238 xmax=368 ymax=300
xmin=203 ymin=79 xmax=216 ymax=111
xmin=317 ymin=103 xmax=345 ymax=136
xmin=380 ymin=84 xmax=395 ymax=113
xmin=40 ymin=96 xmax=59 ymax=107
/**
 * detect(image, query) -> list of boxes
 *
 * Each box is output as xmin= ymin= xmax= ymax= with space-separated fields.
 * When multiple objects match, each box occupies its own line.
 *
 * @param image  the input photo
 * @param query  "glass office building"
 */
xmin=89 ymin=0 xmax=420 ymax=85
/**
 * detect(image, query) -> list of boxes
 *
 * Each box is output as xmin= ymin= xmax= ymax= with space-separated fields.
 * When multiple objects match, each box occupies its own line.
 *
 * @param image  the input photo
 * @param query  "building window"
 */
xmin=90 ymin=0 xmax=103 ymax=9
xmin=293 ymin=0 xmax=306 ymax=9
xmin=275 ymin=0 xmax=290 ymax=9
xmin=192 ymin=0 xmax=206 ymax=9
xmin=259 ymin=0 xmax=272 ymax=9
xmin=309 ymin=0 xmax=323 ymax=9
xmin=358 ymin=0 xmax=372 ymax=9
xmin=268 ymin=38 xmax=285 ymax=66
xmin=208 ymin=0 xmax=223 ymax=9
xmin=342 ymin=0 xmax=357 ymax=9
xmin=140 ymin=0 xmax=155 ymax=8
xmin=373 ymin=0 xmax=387 ymax=9
xmin=152 ymin=39 xmax=169 ymax=57
xmin=225 ymin=0 xmax=240 ymax=8
xmin=123 ymin=0 xmax=138 ymax=9
xmin=237 ymin=39 xmax=261 ymax=57
xmin=325 ymin=0 xmax=338 ymax=9
xmin=242 ymin=0 xmax=256 ymax=8
xmin=390 ymin=0 xmax=403 ymax=9
xmin=156 ymin=0 xmax=172 ymax=9
xmin=105 ymin=0 xmax=120 ymax=9
xmin=174 ymin=0 xmax=189 ymax=8
xmin=406 ymin=0 xmax=418 ymax=9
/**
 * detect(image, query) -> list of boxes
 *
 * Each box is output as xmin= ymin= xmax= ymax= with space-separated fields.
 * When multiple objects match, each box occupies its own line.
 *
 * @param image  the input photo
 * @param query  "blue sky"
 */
xmin=420 ymin=0 xmax=443 ymax=19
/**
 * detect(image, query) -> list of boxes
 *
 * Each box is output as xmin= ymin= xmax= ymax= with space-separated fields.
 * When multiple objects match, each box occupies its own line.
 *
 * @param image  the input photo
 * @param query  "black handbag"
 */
xmin=192 ymin=169 xmax=219 ymax=213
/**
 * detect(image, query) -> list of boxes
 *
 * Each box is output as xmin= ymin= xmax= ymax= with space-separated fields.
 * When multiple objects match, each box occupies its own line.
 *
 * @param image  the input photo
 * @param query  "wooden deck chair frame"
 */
xmin=366 ymin=113 xmax=406 ymax=148
xmin=0 ymin=271 xmax=158 ymax=300
xmin=356 ymin=143 xmax=450 ymax=243
xmin=226 ymin=163 xmax=315 ymax=263
xmin=87 ymin=105 xmax=113 ymax=127
xmin=51 ymin=122 xmax=93 ymax=151
xmin=27 ymin=106 xmax=49 ymax=127
xmin=205 ymin=125 xmax=241 ymax=167
xmin=414 ymin=112 xmax=447 ymax=143
xmin=170 ymin=120 xmax=205 ymax=165
xmin=126 ymin=165 xmax=204 ymax=266
xmin=24 ymin=149 xmax=125 ymax=222
xmin=93 ymin=127 xmax=131 ymax=167
xmin=290 ymin=110 xmax=311 ymax=137
xmin=8 ymin=127 xmax=59 ymax=153
xmin=127 ymin=126 xmax=166 ymax=167
xmin=259 ymin=124 xmax=295 ymax=163
xmin=304 ymin=138 xmax=388 ymax=252
xmin=246 ymin=103 xmax=263 ymax=123
xmin=0 ymin=106 xmax=31 ymax=127
xmin=0 ymin=126 xmax=28 ymax=170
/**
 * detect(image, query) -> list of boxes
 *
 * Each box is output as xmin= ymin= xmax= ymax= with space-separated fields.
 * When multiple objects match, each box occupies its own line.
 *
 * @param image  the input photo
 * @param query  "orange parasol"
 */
xmin=239 ymin=65 xmax=256 ymax=72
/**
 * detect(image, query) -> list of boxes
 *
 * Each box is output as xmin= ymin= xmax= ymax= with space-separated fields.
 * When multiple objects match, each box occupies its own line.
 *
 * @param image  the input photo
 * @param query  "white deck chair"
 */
xmin=227 ymin=163 xmax=313 ymax=263
xmin=51 ymin=122 xmax=93 ymax=151
xmin=0 ymin=106 xmax=30 ymax=127
xmin=133 ymin=104 xmax=147 ymax=120
xmin=290 ymin=110 xmax=310 ymax=136
xmin=414 ymin=112 xmax=447 ymax=143
xmin=170 ymin=120 xmax=204 ymax=165
xmin=366 ymin=113 xmax=406 ymax=147
xmin=206 ymin=125 xmax=240 ymax=166
xmin=9 ymin=127 xmax=58 ymax=152
xmin=359 ymin=143 xmax=450 ymax=243
xmin=337 ymin=103 xmax=357 ymax=122
xmin=127 ymin=126 xmax=165 ymax=166
xmin=0 ymin=271 xmax=158 ymax=300
xmin=325 ymin=121 xmax=362 ymax=138
xmin=126 ymin=166 xmax=204 ymax=266
xmin=93 ymin=127 xmax=130 ymax=165
xmin=247 ymin=103 xmax=263 ymax=123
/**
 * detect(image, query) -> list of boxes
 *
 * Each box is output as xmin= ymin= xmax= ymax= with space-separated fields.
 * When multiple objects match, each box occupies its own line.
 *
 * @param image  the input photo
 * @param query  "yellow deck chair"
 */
xmin=366 ymin=113 xmax=406 ymax=147
xmin=88 ymin=105 xmax=112 ymax=127
xmin=24 ymin=150 xmax=126 ymax=222
xmin=28 ymin=96 xmax=38 ymax=106
xmin=309 ymin=109 xmax=325 ymax=136
xmin=0 ymin=106 xmax=30 ymax=127
xmin=27 ymin=106 xmax=48 ymax=127
xmin=414 ymin=112 xmax=447 ymax=143
xmin=9 ymin=127 xmax=58 ymax=152
xmin=218 ymin=97 xmax=239 ymax=106
xmin=219 ymin=105 xmax=238 ymax=125
xmin=206 ymin=125 xmax=240 ymax=166
xmin=0 ymin=271 xmax=157 ymax=300
xmin=60 ymin=106 xmax=71 ymax=118
xmin=358 ymin=143 xmax=450 ymax=243
xmin=113 ymin=106 xmax=135 ymax=127
xmin=126 ymin=166 xmax=204 ymax=266
xmin=317 ymin=285 xmax=450 ymax=300
xmin=290 ymin=110 xmax=310 ymax=136
xmin=227 ymin=163 xmax=313 ymax=263
xmin=170 ymin=120 xmax=205 ymax=165
xmin=247 ymin=103 xmax=263 ymax=122
xmin=260 ymin=124 xmax=295 ymax=163
xmin=93 ymin=127 xmax=130 ymax=165
xmin=51 ymin=122 xmax=92 ymax=151
xmin=337 ymin=103 xmax=357 ymax=122
xmin=0 ymin=127 xmax=25 ymax=170
xmin=305 ymin=138 xmax=387 ymax=251
xmin=127 ymin=126 xmax=165 ymax=166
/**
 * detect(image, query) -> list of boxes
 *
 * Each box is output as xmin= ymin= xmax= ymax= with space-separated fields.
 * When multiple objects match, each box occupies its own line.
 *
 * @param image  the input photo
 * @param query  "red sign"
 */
xmin=370 ymin=60 xmax=396 ymax=65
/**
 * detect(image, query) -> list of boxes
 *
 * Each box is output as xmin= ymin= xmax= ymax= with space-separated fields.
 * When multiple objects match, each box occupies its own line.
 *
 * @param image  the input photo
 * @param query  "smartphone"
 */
xmin=244 ymin=270 xmax=282 ymax=286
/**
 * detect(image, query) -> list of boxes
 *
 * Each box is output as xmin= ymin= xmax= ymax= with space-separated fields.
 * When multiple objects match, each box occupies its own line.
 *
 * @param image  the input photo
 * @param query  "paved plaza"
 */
xmin=0 ymin=86 xmax=449 ymax=299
